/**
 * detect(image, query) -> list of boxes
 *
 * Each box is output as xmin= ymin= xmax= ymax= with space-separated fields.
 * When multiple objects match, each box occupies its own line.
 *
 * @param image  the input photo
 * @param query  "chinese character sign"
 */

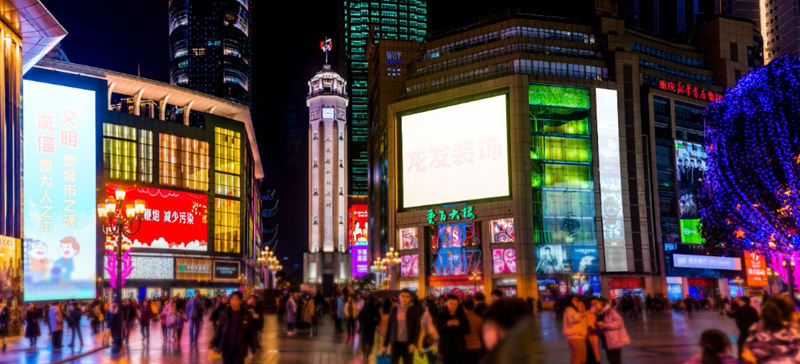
xmin=348 ymin=205 xmax=368 ymax=249
xmin=106 ymin=184 xmax=208 ymax=251
xmin=657 ymin=80 xmax=723 ymax=102
xmin=351 ymin=245 xmax=369 ymax=278
xmin=22 ymin=79 xmax=97 ymax=302
xmin=401 ymin=95 xmax=510 ymax=208
xmin=744 ymin=250 xmax=768 ymax=287
xmin=425 ymin=206 xmax=476 ymax=225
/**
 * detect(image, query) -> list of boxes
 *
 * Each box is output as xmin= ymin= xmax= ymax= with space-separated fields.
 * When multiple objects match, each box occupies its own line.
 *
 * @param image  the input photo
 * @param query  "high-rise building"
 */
xmin=168 ymin=0 xmax=250 ymax=105
xmin=304 ymin=58 xmax=351 ymax=287
xmin=622 ymin=0 xmax=717 ymax=40
xmin=759 ymin=0 xmax=800 ymax=62
xmin=340 ymin=0 xmax=427 ymax=196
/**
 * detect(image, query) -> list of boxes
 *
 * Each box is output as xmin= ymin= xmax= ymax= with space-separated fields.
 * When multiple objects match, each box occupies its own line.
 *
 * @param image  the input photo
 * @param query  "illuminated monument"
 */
xmin=304 ymin=39 xmax=351 ymax=287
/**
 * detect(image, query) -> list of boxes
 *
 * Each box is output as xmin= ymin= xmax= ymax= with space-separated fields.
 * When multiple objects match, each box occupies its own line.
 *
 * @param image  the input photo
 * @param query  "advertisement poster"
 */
xmin=0 ymin=236 xmax=20 ymax=302
xmin=401 ymin=94 xmax=509 ymax=208
xmin=535 ymin=244 xmax=570 ymax=274
xmin=105 ymin=183 xmax=208 ymax=251
xmin=675 ymin=141 xmax=707 ymax=244
xmin=491 ymin=218 xmax=514 ymax=243
xmin=744 ymin=250 xmax=768 ymax=287
xmin=399 ymin=227 xmax=419 ymax=250
xmin=351 ymin=245 xmax=369 ymax=278
xmin=22 ymin=79 xmax=97 ymax=302
xmin=429 ymin=222 xmax=481 ymax=276
xmin=571 ymin=246 xmax=599 ymax=274
xmin=492 ymin=248 xmax=516 ymax=273
xmin=347 ymin=205 xmax=368 ymax=249
xmin=401 ymin=254 xmax=419 ymax=277
xmin=570 ymin=274 xmax=600 ymax=297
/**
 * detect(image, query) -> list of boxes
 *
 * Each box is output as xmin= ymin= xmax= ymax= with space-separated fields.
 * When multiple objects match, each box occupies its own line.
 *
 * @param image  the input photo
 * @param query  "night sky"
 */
xmin=39 ymin=0 xmax=589 ymax=274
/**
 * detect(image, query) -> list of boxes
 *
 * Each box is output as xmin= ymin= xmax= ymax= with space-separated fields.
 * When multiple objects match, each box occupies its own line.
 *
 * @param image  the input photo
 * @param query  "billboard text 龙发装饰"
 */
xmin=400 ymin=94 xmax=509 ymax=208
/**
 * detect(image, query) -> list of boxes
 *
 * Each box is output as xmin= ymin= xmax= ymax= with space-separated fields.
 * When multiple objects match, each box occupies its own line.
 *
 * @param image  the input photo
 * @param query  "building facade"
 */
xmin=368 ymin=8 xmax=762 ymax=300
xmin=759 ymin=0 xmax=800 ymax=62
xmin=24 ymin=59 xmax=264 ymax=300
xmin=340 ymin=0 xmax=427 ymax=196
xmin=303 ymin=64 xmax=351 ymax=287
xmin=168 ymin=0 xmax=251 ymax=105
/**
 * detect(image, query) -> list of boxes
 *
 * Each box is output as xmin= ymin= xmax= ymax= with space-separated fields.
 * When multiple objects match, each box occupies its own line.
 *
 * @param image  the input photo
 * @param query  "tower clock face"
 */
xmin=322 ymin=107 xmax=334 ymax=119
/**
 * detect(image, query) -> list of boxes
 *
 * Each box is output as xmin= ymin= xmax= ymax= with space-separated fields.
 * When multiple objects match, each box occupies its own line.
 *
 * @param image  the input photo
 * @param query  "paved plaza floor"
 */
xmin=0 ymin=309 xmax=739 ymax=364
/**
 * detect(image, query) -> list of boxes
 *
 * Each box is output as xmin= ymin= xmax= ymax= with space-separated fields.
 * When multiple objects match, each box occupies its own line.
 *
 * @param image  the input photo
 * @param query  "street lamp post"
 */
xmin=469 ymin=271 xmax=481 ymax=294
xmin=385 ymin=247 xmax=401 ymax=290
xmin=97 ymin=187 xmax=144 ymax=350
xmin=258 ymin=246 xmax=283 ymax=289
xmin=370 ymin=259 xmax=387 ymax=289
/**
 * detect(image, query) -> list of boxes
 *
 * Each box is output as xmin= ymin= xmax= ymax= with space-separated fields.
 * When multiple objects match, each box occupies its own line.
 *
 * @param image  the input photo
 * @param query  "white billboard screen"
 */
xmin=401 ymin=95 xmax=509 ymax=208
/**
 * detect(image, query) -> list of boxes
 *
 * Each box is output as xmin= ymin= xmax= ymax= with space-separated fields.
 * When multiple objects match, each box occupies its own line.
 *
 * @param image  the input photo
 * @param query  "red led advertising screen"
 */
xmin=106 ymin=184 xmax=208 ymax=251
xmin=348 ymin=204 xmax=368 ymax=249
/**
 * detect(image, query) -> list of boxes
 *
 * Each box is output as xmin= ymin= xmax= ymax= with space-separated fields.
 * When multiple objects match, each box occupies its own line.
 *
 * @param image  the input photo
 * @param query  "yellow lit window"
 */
xmin=215 ymin=198 xmax=240 ymax=253
xmin=159 ymin=133 xmax=209 ymax=191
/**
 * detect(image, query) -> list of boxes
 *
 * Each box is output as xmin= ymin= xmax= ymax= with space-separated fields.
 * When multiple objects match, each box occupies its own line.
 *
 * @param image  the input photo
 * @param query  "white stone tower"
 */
xmin=303 ymin=39 xmax=350 ymax=286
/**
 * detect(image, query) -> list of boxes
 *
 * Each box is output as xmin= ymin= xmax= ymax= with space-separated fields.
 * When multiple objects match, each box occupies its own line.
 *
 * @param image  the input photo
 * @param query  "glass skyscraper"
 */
xmin=169 ymin=0 xmax=250 ymax=105
xmin=341 ymin=0 xmax=427 ymax=196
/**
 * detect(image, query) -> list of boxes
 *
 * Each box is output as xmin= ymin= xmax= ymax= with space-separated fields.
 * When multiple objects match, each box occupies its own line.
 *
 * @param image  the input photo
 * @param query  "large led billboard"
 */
xmin=106 ymin=184 xmax=208 ymax=251
xmin=351 ymin=244 xmax=369 ymax=278
xmin=348 ymin=205 xmax=368 ymax=249
xmin=596 ymin=88 xmax=627 ymax=272
xmin=23 ymin=79 xmax=97 ymax=301
xmin=429 ymin=222 xmax=481 ymax=276
xmin=675 ymin=141 xmax=706 ymax=244
xmin=400 ymin=95 xmax=509 ymax=208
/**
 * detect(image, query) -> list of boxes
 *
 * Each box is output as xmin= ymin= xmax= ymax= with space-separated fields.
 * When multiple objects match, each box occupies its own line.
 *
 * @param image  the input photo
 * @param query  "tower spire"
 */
xmin=320 ymin=37 xmax=332 ymax=65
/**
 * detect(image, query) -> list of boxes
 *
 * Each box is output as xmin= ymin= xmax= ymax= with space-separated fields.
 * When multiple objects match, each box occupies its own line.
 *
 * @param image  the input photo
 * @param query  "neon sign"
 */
xmin=426 ymin=206 xmax=476 ymax=225
xmin=657 ymin=80 xmax=722 ymax=102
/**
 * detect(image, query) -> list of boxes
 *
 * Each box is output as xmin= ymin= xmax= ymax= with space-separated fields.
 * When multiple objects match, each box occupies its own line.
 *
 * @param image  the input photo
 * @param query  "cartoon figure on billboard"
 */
xmin=52 ymin=237 xmax=79 ymax=283
xmin=28 ymin=240 xmax=49 ymax=283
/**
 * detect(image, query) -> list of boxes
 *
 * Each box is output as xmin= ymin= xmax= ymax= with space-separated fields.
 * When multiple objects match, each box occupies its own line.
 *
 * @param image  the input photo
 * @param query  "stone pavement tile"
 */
xmin=0 ymin=319 xmax=107 ymax=364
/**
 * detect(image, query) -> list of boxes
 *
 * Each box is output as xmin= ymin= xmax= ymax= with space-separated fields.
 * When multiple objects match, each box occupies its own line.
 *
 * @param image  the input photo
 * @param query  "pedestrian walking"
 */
xmin=24 ymin=303 xmax=41 ymax=347
xmin=209 ymin=291 xmax=259 ymax=364
xmin=48 ymin=301 xmax=64 ymax=350
xmin=139 ymin=299 xmax=152 ymax=343
xmin=563 ymin=295 xmax=589 ymax=364
xmin=336 ymin=292 xmax=346 ymax=333
xmin=67 ymin=301 xmax=83 ymax=347
xmin=301 ymin=294 xmax=315 ymax=335
xmin=382 ymin=289 xmax=421 ymax=364
xmin=594 ymin=298 xmax=630 ymax=364
xmin=344 ymin=295 xmax=358 ymax=343
xmin=436 ymin=294 xmax=469 ymax=364
xmin=187 ymin=291 xmax=203 ymax=344
xmin=742 ymin=295 xmax=800 ymax=363
xmin=585 ymin=299 xmax=600 ymax=364
xmin=681 ymin=329 xmax=738 ymax=364
xmin=462 ymin=297 xmax=483 ymax=364
xmin=357 ymin=296 xmax=378 ymax=361
xmin=160 ymin=300 xmax=173 ymax=344
xmin=173 ymin=309 xmax=186 ymax=344
xmin=726 ymin=296 xmax=759 ymax=357
xmin=286 ymin=292 xmax=298 ymax=336
xmin=378 ymin=298 xmax=392 ymax=345
xmin=473 ymin=292 xmax=487 ymax=317
xmin=0 ymin=303 xmax=8 ymax=352
xmin=107 ymin=299 xmax=123 ymax=348
xmin=418 ymin=299 xmax=439 ymax=364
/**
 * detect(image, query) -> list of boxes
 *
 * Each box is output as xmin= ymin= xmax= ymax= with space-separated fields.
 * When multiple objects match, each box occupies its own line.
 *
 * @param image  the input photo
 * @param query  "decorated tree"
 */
xmin=700 ymin=56 xmax=800 ymax=293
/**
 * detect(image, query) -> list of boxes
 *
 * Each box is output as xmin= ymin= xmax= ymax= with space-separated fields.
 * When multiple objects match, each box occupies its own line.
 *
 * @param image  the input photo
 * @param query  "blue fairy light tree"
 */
xmin=701 ymin=56 xmax=800 ymax=294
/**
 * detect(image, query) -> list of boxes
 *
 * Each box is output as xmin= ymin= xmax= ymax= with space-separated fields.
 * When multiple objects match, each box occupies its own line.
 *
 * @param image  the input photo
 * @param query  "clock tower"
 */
xmin=304 ymin=39 xmax=350 ymax=287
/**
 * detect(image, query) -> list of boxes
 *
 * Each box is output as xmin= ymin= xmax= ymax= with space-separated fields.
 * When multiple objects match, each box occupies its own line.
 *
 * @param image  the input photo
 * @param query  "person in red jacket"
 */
xmin=139 ymin=299 xmax=152 ymax=343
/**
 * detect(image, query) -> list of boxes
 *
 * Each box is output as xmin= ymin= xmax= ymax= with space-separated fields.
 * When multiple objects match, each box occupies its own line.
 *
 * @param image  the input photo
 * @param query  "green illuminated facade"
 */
xmin=529 ymin=84 xmax=597 ymax=246
xmin=341 ymin=0 xmax=427 ymax=196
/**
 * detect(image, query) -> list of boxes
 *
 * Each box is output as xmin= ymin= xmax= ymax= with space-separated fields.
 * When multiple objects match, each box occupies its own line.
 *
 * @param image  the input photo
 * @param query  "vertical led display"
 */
xmin=596 ymin=88 xmax=627 ymax=272
xmin=744 ymin=250 xmax=768 ymax=287
xmin=348 ymin=205 xmax=368 ymax=249
xmin=674 ymin=140 xmax=706 ymax=244
xmin=23 ymin=79 xmax=97 ymax=301
xmin=351 ymin=244 xmax=369 ymax=278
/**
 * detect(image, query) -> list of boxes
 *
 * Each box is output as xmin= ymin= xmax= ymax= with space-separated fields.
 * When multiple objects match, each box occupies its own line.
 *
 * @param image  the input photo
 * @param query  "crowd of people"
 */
xmin=2 ymin=286 xmax=799 ymax=364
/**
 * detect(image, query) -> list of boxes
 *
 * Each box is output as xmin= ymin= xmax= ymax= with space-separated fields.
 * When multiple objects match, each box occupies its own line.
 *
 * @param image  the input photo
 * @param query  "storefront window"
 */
xmin=534 ymin=189 xmax=596 ymax=245
xmin=215 ymin=127 xmax=241 ymax=197
xmin=214 ymin=198 xmax=240 ymax=253
xmin=401 ymin=254 xmax=418 ymax=277
xmin=531 ymin=136 xmax=591 ymax=162
xmin=428 ymin=222 xmax=481 ymax=276
xmin=159 ymin=133 xmax=209 ymax=191
xmin=102 ymin=124 xmax=152 ymax=183
xmin=492 ymin=248 xmax=516 ymax=273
